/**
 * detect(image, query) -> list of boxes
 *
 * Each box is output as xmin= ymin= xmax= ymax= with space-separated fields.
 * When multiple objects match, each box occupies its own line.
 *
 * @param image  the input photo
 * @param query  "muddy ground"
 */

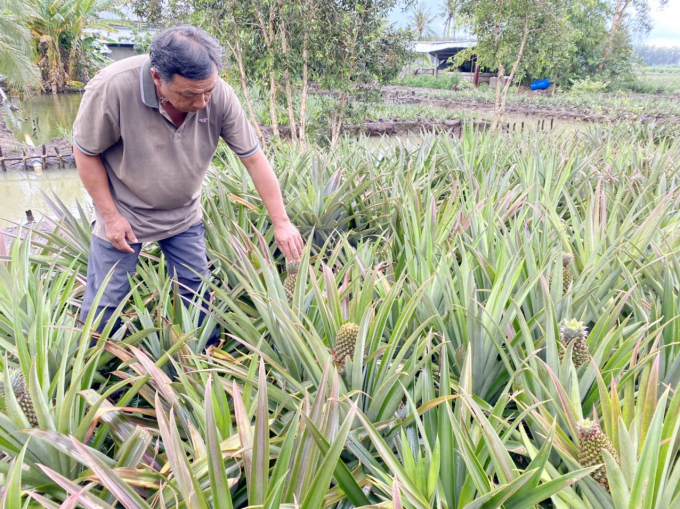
xmin=261 ymin=117 xmax=491 ymax=139
xmin=381 ymin=85 xmax=680 ymax=124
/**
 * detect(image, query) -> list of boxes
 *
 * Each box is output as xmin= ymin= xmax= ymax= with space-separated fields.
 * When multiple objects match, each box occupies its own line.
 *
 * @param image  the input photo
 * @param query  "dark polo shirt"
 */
xmin=73 ymin=55 xmax=260 ymax=242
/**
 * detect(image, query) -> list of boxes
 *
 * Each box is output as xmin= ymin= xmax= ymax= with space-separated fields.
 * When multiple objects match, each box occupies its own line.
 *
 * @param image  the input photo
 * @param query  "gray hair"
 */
xmin=149 ymin=26 xmax=223 ymax=83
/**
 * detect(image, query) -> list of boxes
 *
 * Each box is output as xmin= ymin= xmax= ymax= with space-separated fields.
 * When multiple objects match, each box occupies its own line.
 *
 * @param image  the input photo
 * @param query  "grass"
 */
xmin=1 ymin=122 xmax=680 ymax=507
xmin=391 ymin=74 xmax=462 ymax=90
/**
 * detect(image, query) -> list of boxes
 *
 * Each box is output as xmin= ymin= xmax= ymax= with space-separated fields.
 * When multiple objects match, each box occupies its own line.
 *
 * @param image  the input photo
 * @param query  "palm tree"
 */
xmin=0 ymin=0 xmax=41 ymax=91
xmin=439 ymin=0 xmax=460 ymax=40
xmin=66 ymin=0 xmax=128 ymax=82
xmin=24 ymin=0 xmax=127 ymax=93
xmin=409 ymin=2 xmax=439 ymax=41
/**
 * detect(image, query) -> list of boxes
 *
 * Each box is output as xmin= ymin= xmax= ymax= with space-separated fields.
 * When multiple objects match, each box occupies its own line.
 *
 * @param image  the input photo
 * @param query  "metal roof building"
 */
xmin=410 ymin=41 xmax=478 ymax=74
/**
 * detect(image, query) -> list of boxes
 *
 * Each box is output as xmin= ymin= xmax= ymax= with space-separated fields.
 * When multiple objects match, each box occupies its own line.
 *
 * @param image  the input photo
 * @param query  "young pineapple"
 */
xmin=549 ymin=252 xmax=575 ymax=294
xmin=0 ymin=369 xmax=38 ymax=427
xmin=577 ymin=418 xmax=619 ymax=490
xmin=283 ymin=261 xmax=299 ymax=303
xmin=332 ymin=322 xmax=360 ymax=369
xmin=559 ymin=319 xmax=590 ymax=368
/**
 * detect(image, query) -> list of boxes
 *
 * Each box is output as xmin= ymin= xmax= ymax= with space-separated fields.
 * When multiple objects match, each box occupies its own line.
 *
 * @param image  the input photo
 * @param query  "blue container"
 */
xmin=530 ymin=79 xmax=551 ymax=91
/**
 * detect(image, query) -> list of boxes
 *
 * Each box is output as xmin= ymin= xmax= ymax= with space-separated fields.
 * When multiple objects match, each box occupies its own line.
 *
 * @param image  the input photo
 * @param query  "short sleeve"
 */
xmin=220 ymin=82 xmax=260 ymax=158
xmin=72 ymin=78 xmax=121 ymax=156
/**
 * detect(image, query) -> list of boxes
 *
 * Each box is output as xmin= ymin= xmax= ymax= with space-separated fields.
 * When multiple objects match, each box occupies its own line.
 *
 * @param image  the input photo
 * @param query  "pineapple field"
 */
xmin=1 ymin=122 xmax=680 ymax=508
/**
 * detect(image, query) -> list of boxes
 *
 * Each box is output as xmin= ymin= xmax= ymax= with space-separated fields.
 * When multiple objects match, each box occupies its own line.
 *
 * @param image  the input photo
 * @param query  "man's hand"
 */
xmin=104 ymin=213 xmax=138 ymax=253
xmin=274 ymin=220 xmax=304 ymax=262
xmin=239 ymin=150 xmax=305 ymax=262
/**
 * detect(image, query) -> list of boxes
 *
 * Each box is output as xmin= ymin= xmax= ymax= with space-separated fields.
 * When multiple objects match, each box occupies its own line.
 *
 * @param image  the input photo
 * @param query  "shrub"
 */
xmin=570 ymin=77 xmax=610 ymax=94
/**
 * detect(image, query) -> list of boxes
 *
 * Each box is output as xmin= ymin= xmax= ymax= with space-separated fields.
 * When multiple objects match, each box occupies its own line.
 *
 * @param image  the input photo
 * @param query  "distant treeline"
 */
xmin=635 ymin=45 xmax=680 ymax=66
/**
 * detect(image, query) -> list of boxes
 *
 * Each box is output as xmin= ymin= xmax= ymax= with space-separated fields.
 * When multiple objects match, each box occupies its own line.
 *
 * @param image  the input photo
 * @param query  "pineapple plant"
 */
xmin=559 ymin=319 xmax=590 ymax=368
xmin=283 ymin=261 xmax=300 ymax=303
xmin=0 ymin=369 xmax=38 ymax=427
xmin=549 ymin=252 xmax=575 ymax=294
xmin=577 ymin=418 xmax=619 ymax=490
xmin=331 ymin=322 xmax=360 ymax=370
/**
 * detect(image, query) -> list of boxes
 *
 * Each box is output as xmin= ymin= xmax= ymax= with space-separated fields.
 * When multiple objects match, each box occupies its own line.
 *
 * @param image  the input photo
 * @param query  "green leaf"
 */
xmin=1 ymin=439 xmax=28 ymax=507
xmin=251 ymin=358 xmax=270 ymax=506
xmin=300 ymin=404 xmax=357 ymax=509
xmin=205 ymin=376 xmax=234 ymax=509
xmin=300 ymin=411 xmax=370 ymax=507
xmin=603 ymin=450 xmax=629 ymax=509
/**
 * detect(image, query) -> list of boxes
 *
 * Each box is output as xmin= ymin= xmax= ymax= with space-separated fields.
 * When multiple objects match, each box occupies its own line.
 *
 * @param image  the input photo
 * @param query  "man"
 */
xmin=74 ymin=26 xmax=303 ymax=339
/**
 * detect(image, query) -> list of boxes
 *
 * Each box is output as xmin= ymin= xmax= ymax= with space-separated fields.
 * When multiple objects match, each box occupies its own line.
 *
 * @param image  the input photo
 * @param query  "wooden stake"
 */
xmin=54 ymin=147 xmax=64 ymax=168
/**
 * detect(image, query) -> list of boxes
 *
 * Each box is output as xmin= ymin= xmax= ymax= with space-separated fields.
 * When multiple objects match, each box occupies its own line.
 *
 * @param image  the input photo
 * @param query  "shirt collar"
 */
xmin=140 ymin=57 xmax=159 ymax=108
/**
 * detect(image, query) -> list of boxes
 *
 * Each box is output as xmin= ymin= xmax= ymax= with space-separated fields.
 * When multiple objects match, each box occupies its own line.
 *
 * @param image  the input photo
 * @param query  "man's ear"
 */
xmin=150 ymin=68 xmax=162 ymax=86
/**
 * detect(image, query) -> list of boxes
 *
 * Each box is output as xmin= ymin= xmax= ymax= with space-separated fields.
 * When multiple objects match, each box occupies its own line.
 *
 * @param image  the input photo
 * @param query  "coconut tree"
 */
xmin=0 ymin=0 xmax=40 ymax=91
xmin=439 ymin=0 xmax=460 ymax=39
xmin=409 ymin=2 xmax=439 ymax=40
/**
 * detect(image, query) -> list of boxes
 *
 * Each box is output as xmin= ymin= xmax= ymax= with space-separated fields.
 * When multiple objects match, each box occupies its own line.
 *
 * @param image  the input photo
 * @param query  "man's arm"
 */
xmin=74 ymin=145 xmax=137 ymax=253
xmin=239 ymin=150 xmax=304 ymax=262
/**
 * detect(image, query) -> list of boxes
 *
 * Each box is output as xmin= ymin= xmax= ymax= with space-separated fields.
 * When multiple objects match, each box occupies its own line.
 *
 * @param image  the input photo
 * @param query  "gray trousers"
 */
xmin=81 ymin=221 xmax=212 ymax=336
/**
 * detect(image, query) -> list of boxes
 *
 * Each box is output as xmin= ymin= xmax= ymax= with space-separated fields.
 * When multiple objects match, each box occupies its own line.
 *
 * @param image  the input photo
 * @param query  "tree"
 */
xmin=157 ymin=0 xmax=412 ymax=148
xmin=458 ymin=0 xmax=573 ymax=129
xmin=439 ymin=0 xmax=461 ymax=39
xmin=600 ymin=0 xmax=669 ymax=69
xmin=0 ymin=0 xmax=41 ymax=91
xmin=317 ymin=1 xmax=412 ymax=145
xmin=635 ymin=45 xmax=680 ymax=67
xmin=409 ymin=2 xmax=439 ymax=40
xmin=24 ymin=0 xmax=128 ymax=93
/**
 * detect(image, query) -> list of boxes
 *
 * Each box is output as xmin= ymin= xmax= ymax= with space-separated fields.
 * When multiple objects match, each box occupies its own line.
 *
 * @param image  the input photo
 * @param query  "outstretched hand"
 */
xmin=274 ymin=220 xmax=304 ymax=262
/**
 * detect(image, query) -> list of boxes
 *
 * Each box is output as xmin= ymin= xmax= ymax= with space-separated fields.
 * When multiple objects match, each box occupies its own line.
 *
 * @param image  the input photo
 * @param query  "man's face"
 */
xmin=152 ymin=69 xmax=218 ymax=113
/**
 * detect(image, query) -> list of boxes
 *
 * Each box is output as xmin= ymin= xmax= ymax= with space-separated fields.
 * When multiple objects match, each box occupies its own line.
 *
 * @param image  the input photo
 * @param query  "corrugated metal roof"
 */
xmin=412 ymin=41 xmax=476 ymax=54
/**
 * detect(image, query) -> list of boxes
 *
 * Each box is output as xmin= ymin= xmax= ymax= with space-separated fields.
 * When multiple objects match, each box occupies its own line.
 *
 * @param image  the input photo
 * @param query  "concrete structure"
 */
xmin=98 ymin=27 xmax=146 ymax=61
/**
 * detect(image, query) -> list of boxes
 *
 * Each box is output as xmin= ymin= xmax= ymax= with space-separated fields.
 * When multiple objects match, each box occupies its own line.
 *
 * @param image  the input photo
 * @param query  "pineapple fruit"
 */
xmin=283 ymin=261 xmax=299 ymax=303
xmin=559 ymin=319 xmax=590 ymax=368
xmin=332 ymin=322 xmax=360 ymax=370
xmin=549 ymin=252 xmax=575 ymax=294
xmin=0 ymin=369 xmax=38 ymax=427
xmin=577 ymin=418 xmax=619 ymax=490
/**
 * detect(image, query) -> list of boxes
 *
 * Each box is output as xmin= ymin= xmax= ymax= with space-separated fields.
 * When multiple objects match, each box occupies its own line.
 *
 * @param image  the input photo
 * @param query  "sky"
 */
xmin=388 ymin=0 xmax=680 ymax=47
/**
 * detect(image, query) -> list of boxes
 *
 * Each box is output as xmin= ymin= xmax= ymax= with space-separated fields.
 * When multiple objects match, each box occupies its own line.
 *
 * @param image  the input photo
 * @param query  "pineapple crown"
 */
xmin=286 ymin=261 xmax=300 ymax=274
xmin=576 ymin=419 xmax=601 ymax=440
xmin=560 ymin=319 xmax=588 ymax=344
xmin=338 ymin=322 xmax=360 ymax=334
xmin=562 ymin=252 xmax=575 ymax=267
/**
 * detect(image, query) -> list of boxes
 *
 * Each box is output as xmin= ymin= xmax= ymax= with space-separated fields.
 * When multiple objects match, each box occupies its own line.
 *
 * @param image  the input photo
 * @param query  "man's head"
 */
xmin=149 ymin=26 xmax=222 ymax=113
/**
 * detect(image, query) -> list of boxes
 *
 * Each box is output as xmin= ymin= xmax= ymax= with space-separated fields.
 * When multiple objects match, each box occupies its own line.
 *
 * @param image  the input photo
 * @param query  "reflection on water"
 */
xmin=0 ymin=168 xmax=90 ymax=227
xmin=5 ymin=94 xmax=82 ymax=146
